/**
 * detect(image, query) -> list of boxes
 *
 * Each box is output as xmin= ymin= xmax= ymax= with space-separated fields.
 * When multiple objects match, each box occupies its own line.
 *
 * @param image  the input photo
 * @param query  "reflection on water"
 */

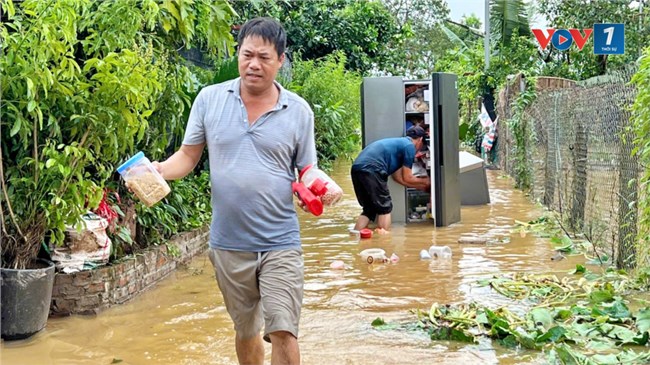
xmin=2 ymin=160 xmax=583 ymax=365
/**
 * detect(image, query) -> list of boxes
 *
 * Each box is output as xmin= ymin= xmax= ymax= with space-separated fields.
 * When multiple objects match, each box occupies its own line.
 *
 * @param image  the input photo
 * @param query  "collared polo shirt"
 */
xmin=182 ymin=78 xmax=316 ymax=252
xmin=351 ymin=137 xmax=416 ymax=178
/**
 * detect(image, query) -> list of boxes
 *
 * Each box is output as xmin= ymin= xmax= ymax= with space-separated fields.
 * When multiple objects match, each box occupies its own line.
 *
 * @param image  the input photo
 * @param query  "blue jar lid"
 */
xmin=116 ymin=151 xmax=145 ymax=174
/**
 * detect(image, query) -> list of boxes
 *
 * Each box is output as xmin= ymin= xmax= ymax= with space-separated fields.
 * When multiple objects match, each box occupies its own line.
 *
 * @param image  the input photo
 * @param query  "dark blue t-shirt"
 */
xmin=352 ymin=137 xmax=416 ymax=176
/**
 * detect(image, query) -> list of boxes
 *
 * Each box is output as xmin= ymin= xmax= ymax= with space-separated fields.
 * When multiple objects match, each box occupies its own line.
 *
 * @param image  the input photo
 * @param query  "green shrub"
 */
xmin=631 ymin=47 xmax=650 ymax=267
xmin=287 ymin=52 xmax=362 ymax=170
xmin=135 ymin=171 xmax=211 ymax=246
xmin=0 ymin=0 xmax=234 ymax=268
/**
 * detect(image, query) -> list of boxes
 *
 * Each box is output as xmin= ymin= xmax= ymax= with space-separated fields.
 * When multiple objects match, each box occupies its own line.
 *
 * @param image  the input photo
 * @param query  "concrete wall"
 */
xmin=50 ymin=227 xmax=209 ymax=316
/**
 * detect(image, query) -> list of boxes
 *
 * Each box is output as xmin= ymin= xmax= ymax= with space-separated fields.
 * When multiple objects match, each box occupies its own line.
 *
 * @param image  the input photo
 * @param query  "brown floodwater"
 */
xmin=1 ymin=161 xmax=585 ymax=365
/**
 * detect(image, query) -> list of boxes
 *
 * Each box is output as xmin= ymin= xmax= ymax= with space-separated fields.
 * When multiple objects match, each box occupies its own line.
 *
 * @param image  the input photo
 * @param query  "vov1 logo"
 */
xmin=532 ymin=24 xmax=625 ymax=55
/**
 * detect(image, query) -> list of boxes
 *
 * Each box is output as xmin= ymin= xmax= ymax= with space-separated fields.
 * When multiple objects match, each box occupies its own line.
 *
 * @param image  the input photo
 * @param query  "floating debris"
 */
xmin=458 ymin=236 xmax=488 ymax=244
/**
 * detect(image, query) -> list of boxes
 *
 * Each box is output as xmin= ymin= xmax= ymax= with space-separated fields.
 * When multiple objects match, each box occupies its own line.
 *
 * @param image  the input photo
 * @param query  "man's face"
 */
xmin=238 ymin=35 xmax=284 ymax=95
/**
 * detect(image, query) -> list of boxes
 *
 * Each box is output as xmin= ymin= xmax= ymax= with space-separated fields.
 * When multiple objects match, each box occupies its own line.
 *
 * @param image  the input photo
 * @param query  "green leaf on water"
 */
xmin=111 ymin=359 xmax=123 ymax=364
xmin=570 ymin=264 xmax=586 ymax=274
xmin=556 ymin=308 xmax=573 ymax=320
xmin=371 ymin=317 xmax=385 ymax=327
xmin=514 ymin=327 xmax=541 ymax=350
xmin=572 ymin=322 xmax=599 ymax=338
xmin=530 ymin=307 xmax=554 ymax=330
xmin=585 ymin=339 xmax=614 ymax=351
xmin=590 ymin=289 xmax=614 ymax=304
xmin=552 ymin=235 xmax=575 ymax=253
xmin=632 ymin=330 xmax=649 ymax=346
xmin=485 ymin=308 xmax=512 ymax=337
xmin=475 ymin=311 xmax=488 ymax=325
xmin=635 ymin=308 xmax=650 ymax=333
xmin=592 ymin=354 xmax=621 ymax=364
xmin=369 ymin=317 xmax=400 ymax=330
xmin=429 ymin=326 xmax=476 ymax=343
xmin=606 ymin=324 xmax=638 ymax=344
xmin=536 ymin=326 xmax=567 ymax=343
xmin=599 ymin=299 xmax=631 ymax=319
xmin=554 ymin=343 xmax=589 ymax=364
xmin=450 ymin=328 xmax=475 ymax=343
xmin=586 ymin=254 xmax=610 ymax=265
xmin=531 ymin=286 xmax=553 ymax=298
xmin=498 ymin=334 xmax=519 ymax=348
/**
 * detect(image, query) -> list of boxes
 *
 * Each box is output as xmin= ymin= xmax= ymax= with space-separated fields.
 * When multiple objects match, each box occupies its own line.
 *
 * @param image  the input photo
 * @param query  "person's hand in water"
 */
xmin=374 ymin=228 xmax=389 ymax=235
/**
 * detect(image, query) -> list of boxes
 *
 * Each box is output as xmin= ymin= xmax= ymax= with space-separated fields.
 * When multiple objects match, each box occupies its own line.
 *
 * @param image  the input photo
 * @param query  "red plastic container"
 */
xmin=360 ymin=228 xmax=373 ymax=239
xmin=299 ymin=164 xmax=343 ymax=206
xmin=292 ymin=182 xmax=323 ymax=216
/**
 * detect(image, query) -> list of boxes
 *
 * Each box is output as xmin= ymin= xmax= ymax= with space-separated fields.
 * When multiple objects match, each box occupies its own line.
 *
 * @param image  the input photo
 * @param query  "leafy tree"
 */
xmin=454 ymin=14 xmax=484 ymax=43
xmin=462 ymin=14 xmax=483 ymax=30
xmin=537 ymin=0 xmax=649 ymax=79
xmin=229 ymin=0 xmax=406 ymax=74
xmin=380 ymin=0 xmax=451 ymax=78
xmin=436 ymin=41 xmax=488 ymax=126
xmin=287 ymin=52 xmax=362 ymax=169
xmin=0 ymin=0 xmax=234 ymax=269
xmin=490 ymin=0 xmax=530 ymax=49
xmin=436 ymin=3 xmax=538 ymax=139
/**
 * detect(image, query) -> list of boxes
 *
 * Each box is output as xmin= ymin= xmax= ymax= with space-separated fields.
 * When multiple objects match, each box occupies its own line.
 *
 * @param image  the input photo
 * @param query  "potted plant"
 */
xmin=1 ymin=0 xmax=235 ymax=339
xmin=0 ymin=0 xmax=162 ymax=340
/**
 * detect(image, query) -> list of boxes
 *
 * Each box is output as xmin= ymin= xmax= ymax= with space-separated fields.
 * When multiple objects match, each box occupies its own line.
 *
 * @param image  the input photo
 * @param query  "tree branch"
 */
xmin=0 ymin=109 xmax=26 ymax=243
xmin=444 ymin=19 xmax=485 ymax=38
xmin=33 ymin=113 xmax=38 ymax=183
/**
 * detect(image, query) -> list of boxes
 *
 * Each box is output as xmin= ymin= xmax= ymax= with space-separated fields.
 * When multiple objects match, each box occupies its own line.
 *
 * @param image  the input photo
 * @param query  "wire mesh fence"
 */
xmin=497 ymin=67 xmax=640 ymax=267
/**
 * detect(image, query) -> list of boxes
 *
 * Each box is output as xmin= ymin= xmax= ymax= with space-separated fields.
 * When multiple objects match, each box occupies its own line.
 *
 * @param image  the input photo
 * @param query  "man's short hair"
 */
xmin=238 ymin=17 xmax=286 ymax=57
xmin=406 ymin=126 xmax=426 ymax=138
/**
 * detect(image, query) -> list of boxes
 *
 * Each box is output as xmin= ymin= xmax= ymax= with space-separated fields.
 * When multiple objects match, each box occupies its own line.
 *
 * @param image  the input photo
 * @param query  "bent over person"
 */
xmin=154 ymin=17 xmax=315 ymax=365
xmin=351 ymin=126 xmax=431 ymax=232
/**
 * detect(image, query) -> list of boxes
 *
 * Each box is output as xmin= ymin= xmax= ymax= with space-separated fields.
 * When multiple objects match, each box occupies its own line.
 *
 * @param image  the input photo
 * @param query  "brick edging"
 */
xmin=50 ymin=226 xmax=209 ymax=316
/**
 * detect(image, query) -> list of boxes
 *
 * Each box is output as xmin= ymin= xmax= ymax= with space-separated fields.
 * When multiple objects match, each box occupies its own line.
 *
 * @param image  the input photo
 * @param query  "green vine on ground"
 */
xmin=507 ymin=81 xmax=537 ymax=191
xmin=630 ymin=46 xmax=650 ymax=268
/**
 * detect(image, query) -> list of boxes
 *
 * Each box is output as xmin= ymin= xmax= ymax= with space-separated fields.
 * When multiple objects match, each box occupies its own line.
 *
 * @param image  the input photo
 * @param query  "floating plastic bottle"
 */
xmin=360 ymin=248 xmax=387 ymax=264
xmin=419 ymin=249 xmax=432 ymax=260
xmin=428 ymin=245 xmax=452 ymax=258
xmin=390 ymin=253 xmax=400 ymax=263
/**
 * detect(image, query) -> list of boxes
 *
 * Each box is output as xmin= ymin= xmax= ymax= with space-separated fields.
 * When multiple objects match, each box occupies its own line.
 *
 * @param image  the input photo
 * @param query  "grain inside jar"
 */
xmin=321 ymin=185 xmax=343 ymax=206
xmin=125 ymin=172 xmax=171 ymax=207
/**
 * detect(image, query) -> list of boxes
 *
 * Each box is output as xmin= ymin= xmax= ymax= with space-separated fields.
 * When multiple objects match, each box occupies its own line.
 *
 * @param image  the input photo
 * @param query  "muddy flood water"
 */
xmin=1 ymin=161 xmax=586 ymax=365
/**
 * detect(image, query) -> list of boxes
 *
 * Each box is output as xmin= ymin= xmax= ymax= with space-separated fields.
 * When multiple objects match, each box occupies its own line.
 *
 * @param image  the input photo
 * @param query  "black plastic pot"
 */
xmin=1 ymin=259 xmax=56 ymax=341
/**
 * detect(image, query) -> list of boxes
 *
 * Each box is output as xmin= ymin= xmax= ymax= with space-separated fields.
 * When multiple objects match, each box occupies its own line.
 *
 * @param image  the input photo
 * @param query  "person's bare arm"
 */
xmin=391 ymin=167 xmax=430 ymax=190
xmin=154 ymin=143 xmax=205 ymax=180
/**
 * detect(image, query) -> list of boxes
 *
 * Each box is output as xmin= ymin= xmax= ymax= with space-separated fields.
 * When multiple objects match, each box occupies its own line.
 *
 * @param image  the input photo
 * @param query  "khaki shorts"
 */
xmin=208 ymin=248 xmax=304 ymax=341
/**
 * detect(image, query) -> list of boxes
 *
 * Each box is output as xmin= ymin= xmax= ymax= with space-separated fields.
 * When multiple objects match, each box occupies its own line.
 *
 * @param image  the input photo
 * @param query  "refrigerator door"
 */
xmin=360 ymin=76 xmax=407 ymax=222
xmin=431 ymin=73 xmax=461 ymax=226
xmin=361 ymin=77 xmax=405 ymax=146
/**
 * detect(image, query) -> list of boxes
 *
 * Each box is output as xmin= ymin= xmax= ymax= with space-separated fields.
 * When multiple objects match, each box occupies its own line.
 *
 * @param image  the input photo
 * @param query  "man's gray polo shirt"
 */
xmin=182 ymin=78 xmax=317 ymax=252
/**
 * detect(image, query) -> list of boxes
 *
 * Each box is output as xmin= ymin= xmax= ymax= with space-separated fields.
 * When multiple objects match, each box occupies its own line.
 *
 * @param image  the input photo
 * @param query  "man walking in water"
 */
xmin=154 ymin=17 xmax=315 ymax=365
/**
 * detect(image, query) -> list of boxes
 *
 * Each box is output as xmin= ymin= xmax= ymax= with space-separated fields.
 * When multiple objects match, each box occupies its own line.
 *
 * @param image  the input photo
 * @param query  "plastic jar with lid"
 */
xmin=299 ymin=164 xmax=343 ymax=206
xmin=117 ymin=152 xmax=171 ymax=207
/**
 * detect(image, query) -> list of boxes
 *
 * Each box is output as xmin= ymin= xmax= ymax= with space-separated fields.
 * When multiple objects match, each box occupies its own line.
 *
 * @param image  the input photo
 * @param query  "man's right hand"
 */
xmin=151 ymin=144 xmax=204 ymax=181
